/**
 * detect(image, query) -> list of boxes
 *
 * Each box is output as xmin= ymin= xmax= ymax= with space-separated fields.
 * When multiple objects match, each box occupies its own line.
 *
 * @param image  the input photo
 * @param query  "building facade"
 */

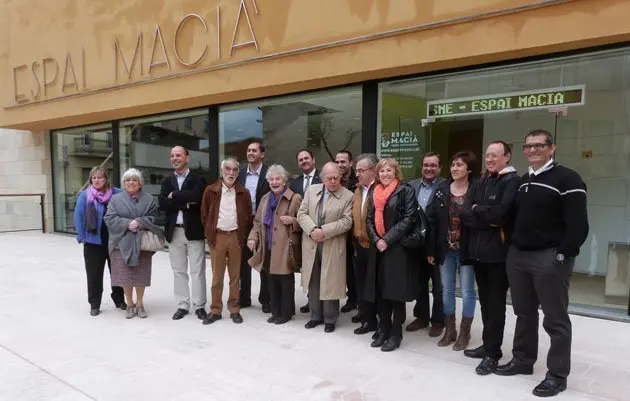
xmin=1 ymin=0 xmax=630 ymax=319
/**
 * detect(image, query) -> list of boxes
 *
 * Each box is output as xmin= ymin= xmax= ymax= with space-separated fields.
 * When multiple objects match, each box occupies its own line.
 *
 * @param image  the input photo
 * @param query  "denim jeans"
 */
xmin=440 ymin=251 xmax=476 ymax=318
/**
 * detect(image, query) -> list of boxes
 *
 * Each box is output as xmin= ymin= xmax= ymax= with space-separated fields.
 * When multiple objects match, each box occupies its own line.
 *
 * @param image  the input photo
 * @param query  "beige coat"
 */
xmin=248 ymin=189 xmax=302 ymax=275
xmin=297 ymin=183 xmax=354 ymax=300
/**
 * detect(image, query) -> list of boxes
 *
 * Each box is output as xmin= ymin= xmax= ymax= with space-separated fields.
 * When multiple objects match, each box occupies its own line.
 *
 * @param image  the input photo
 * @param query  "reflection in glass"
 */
xmin=219 ymin=88 xmax=362 ymax=178
xmin=51 ymin=124 xmax=114 ymax=232
xmin=378 ymin=49 xmax=630 ymax=316
xmin=119 ymin=110 xmax=210 ymax=196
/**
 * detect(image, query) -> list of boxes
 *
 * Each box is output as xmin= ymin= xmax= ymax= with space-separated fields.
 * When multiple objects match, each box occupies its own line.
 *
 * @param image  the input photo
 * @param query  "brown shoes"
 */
xmin=405 ymin=318 xmax=429 ymax=332
xmin=429 ymin=322 xmax=445 ymax=337
xmin=453 ymin=316 xmax=473 ymax=351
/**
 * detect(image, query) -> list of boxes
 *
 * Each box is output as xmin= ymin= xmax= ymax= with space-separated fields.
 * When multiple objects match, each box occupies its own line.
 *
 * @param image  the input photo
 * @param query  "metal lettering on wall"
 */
xmin=426 ymin=85 xmax=585 ymax=119
xmin=12 ymin=0 xmax=261 ymax=104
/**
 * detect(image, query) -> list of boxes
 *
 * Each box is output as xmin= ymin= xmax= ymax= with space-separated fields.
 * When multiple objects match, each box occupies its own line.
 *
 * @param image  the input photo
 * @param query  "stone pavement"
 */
xmin=0 ymin=232 xmax=628 ymax=401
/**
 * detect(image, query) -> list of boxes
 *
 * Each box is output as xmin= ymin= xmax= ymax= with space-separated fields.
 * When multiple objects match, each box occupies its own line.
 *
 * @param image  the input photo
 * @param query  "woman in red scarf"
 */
xmin=366 ymin=158 xmax=422 ymax=352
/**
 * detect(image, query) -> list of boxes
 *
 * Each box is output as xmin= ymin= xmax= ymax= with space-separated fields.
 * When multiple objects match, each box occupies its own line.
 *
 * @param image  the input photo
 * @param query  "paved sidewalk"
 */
xmin=0 ymin=232 xmax=628 ymax=401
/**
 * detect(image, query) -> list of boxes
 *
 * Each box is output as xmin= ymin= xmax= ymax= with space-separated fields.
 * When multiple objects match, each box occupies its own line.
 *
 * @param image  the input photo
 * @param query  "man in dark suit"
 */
xmin=158 ymin=146 xmax=209 ymax=321
xmin=289 ymin=149 xmax=321 ymax=314
xmin=406 ymin=152 xmax=446 ymax=336
xmin=239 ymin=138 xmax=271 ymax=311
xmin=336 ymin=150 xmax=359 ymax=313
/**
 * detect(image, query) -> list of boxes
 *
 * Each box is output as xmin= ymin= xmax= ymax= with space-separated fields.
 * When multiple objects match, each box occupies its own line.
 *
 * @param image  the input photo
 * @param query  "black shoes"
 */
xmin=340 ymin=301 xmax=357 ymax=313
xmin=172 ymin=308 xmax=189 ymax=320
xmin=230 ymin=313 xmax=244 ymax=324
xmin=195 ymin=308 xmax=208 ymax=320
xmin=475 ymin=357 xmax=498 ymax=376
xmin=304 ymin=320 xmax=323 ymax=329
xmin=274 ymin=317 xmax=290 ymax=325
xmin=351 ymin=314 xmax=363 ymax=324
xmin=464 ymin=345 xmax=487 ymax=359
xmin=240 ymin=300 xmax=252 ymax=308
xmin=115 ymin=302 xmax=127 ymax=311
xmin=267 ymin=316 xmax=277 ymax=324
xmin=324 ymin=323 xmax=335 ymax=333
xmin=262 ymin=304 xmax=271 ymax=314
xmin=354 ymin=322 xmax=377 ymax=335
xmin=300 ymin=304 xmax=310 ymax=313
xmin=405 ymin=318 xmax=429 ymax=332
xmin=202 ymin=314 xmax=222 ymax=325
xmin=371 ymin=332 xmax=388 ymax=348
xmin=495 ymin=359 xmax=534 ymax=376
xmin=90 ymin=308 xmax=100 ymax=316
xmin=532 ymin=377 xmax=567 ymax=397
xmin=381 ymin=336 xmax=401 ymax=352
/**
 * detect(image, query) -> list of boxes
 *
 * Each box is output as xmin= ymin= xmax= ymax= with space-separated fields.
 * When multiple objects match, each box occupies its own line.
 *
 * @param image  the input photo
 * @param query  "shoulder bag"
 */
xmin=140 ymin=230 xmax=165 ymax=252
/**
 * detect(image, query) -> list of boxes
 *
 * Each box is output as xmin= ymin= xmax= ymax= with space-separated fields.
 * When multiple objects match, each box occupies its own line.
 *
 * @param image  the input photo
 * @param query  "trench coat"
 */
xmin=365 ymin=182 xmax=421 ymax=302
xmin=247 ymin=188 xmax=302 ymax=275
xmin=297 ymin=184 xmax=354 ymax=300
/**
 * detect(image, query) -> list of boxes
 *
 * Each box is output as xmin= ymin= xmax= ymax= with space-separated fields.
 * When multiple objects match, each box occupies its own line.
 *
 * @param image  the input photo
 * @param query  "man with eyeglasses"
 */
xmin=407 ymin=152 xmax=446 ymax=337
xmin=495 ymin=129 xmax=588 ymax=398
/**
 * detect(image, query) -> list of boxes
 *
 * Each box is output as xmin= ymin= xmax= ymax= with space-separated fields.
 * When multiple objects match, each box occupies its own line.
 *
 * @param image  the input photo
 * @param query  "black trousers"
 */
xmin=83 ymin=243 xmax=124 ymax=309
xmin=354 ymin=245 xmax=377 ymax=326
xmin=507 ymin=246 xmax=573 ymax=379
xmin=268 ymin=273 xmax=295 ymax=320
xmin=378 ymin=299 xmax=406 ymax=338
xmin=240 ymin=244 xmax=270 ymax=306
xmin=413 ymin=262 xmax=444 ymax=325
xmin=345 ymin=239 xmax=357 ymax=303
xmin=474 ymin=262 xmax=509 ymax=359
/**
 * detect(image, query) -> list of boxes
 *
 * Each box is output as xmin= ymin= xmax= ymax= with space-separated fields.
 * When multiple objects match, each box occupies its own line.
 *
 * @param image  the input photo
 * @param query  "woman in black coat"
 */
xmin=366 ymin=158 xmax=421 ymax=352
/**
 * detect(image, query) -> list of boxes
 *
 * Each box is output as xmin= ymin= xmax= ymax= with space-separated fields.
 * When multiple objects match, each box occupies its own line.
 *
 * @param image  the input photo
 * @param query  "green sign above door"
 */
xmin=426 ymin=85 xmax=585 ymax=119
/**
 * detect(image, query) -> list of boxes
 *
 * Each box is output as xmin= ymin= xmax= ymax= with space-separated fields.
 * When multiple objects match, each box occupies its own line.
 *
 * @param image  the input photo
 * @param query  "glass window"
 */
xmin=379 ymin=49 xmax=630 ymax=316
xmin=119 ymin=109 xmax=210 ymax=196
xmin=51 ymin=123 xmax=114 ymax=233
xmin=219 ymin=87 xmax=362 ymax=178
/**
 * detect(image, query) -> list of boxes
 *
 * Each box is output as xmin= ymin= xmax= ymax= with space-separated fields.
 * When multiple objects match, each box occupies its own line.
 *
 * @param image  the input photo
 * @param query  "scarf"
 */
xmin=85 ymin=185 xmax=113 ymax=233
xmin=264 ymin=187 xmax=287 ymax=249
xmin=373 ymin=179 xmax=399 ymax=237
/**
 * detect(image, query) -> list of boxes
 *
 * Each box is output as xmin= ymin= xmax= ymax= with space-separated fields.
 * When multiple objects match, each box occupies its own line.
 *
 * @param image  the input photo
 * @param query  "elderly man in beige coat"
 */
xmin=297 ymin=162 xmax=354 ymax=333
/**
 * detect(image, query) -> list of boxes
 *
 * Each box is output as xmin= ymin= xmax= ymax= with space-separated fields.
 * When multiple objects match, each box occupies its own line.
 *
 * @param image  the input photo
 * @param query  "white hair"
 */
xmin=221 ymin=158 xmax=239 ymax=170
xmin=266 ymin=164 xmax=289 ymax=182
xmin=121 ymin=168 xmax=144 ymax=186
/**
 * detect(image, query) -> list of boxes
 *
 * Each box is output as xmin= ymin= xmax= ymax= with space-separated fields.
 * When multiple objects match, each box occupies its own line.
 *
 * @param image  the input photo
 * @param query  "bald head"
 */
xmin=170 ymin=145 xmax=190 ymax=173
xmin=321 ymin=162 xmax=342 ymax=192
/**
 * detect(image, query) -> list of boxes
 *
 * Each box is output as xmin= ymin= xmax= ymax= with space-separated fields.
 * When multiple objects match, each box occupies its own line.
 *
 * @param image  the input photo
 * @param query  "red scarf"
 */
xmin=373 ymin=179 xmax=399 ymax=237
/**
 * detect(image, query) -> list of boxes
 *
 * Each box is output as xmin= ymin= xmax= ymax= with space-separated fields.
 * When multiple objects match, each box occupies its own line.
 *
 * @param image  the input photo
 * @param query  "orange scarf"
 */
xmin=373 ymin=179 xmax=399 ymax=237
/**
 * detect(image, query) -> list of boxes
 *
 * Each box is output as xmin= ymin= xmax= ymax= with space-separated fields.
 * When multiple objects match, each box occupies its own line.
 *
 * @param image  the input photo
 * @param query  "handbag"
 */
xmin=140 ymin=230 xmax=165 ymax=252
xmin=286 ymin=224 xmax=302 ymax=272
xmin=400 ymin=204 xmax=429 ymax=250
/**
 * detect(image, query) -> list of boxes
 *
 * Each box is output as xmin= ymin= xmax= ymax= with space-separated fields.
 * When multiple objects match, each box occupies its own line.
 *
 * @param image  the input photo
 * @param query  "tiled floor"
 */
xmin=0 ymin=232 xmax=628 ymax=401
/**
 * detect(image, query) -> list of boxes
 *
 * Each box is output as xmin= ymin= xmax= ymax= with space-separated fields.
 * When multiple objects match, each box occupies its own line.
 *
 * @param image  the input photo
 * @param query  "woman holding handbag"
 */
xmin=366 ymin=158 xmax=422 ymax=352
xmin=104 ymin=168 xmax=165 ymax=319
xmin=248 ymin=164 xmax=302 ymax=325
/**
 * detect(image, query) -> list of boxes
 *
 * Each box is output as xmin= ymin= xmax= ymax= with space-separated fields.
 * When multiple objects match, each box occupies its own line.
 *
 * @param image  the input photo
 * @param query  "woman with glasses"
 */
xmin=425 ymin=151 xmax=478 ymax=351
xmin=459 ymin=141 xmax=520 ymax=376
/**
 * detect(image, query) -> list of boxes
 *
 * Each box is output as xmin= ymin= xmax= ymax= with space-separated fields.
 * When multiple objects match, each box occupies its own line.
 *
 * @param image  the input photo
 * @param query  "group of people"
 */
xmin=74 ymin=130 xmax=588 ymax=398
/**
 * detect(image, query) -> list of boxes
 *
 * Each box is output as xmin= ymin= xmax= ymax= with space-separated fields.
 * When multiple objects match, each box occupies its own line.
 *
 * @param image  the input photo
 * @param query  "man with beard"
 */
xmin=239 ymin=139 xmax=270 ymax=312
xmin=290 ymin=148 xmax=321 ymax=314
xmin=158 ymin=146 xmax=208 ymax=321
xmin=336 ymin=150 xmax=358 ymax=313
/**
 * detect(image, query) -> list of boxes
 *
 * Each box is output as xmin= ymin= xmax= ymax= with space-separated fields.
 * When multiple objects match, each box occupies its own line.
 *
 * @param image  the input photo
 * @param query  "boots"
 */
xmin=452 ymin=316 xmax=473 ymax=351
xmin=438 ymin=315 xmax=457 ymax=347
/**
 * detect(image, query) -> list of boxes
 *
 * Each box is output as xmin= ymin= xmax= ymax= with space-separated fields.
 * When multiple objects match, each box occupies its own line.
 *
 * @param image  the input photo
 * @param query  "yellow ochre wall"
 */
xmin=1 ymin=0 xmax=629 ymax=131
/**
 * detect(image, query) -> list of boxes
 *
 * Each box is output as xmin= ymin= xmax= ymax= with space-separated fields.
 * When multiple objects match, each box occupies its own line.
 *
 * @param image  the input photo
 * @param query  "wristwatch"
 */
xmin=555 ymin=253 xmax=565 ymax=263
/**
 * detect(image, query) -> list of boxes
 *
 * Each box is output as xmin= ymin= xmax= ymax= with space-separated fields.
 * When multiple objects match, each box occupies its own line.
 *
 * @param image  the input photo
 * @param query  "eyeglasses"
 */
xmin=484 ymin=153 xmax=505 ymax=159
xmin=222 ymin=167 xmax=238 ymax=173
xmin=355 ymin=168 xmax=373 ymax=174
xmin=422 ymin=163 xmax=439 ymax=168
xmin=522 ymin=143 xmax=549 ymax=151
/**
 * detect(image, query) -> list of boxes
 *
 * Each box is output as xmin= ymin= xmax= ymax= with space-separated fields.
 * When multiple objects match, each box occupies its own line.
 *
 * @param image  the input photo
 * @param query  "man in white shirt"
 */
xmin=238 ymin=139 xmax=270 ymax=311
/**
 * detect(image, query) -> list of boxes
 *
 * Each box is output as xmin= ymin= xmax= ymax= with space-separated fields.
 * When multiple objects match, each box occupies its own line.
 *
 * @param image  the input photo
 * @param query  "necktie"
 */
xmin=304 ymin=175 xmax=311 ymax=193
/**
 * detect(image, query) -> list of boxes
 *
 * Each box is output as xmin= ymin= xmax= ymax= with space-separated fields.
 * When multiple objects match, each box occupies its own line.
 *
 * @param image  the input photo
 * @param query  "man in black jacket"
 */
xmin=238 ymin=138 xmax=271 ymax=311
xmin=459 ymin=141 xmax=519 ymax=375
xmin=158 ymin=146 xmax=208 ymax=321
xmin=495 ymin=130 xmax=588 ymax=398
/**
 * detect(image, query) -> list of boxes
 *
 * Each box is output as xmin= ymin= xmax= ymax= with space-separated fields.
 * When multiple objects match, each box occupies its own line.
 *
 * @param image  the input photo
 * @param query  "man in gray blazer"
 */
xmin=407 ymin=152 xmax=447 ymax=337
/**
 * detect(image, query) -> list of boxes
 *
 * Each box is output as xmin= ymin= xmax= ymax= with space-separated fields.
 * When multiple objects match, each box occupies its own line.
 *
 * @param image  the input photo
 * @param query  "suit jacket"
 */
xmin=158 ymin=171 xmax=207 ymax=242
xmin=289 ymin=169 xmax=321 ymax=197
xmin=409 ymin=177 xmax=446 ymax=211
xmin=239 ymin=164 xmax=270 ymax=213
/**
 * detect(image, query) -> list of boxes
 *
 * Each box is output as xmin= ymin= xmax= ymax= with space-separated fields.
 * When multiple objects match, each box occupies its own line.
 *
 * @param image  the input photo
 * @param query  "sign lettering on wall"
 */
xmin=426 ymin=85 xmax=585 ymax=119
xmin=12 ymin=0 xmax=261 ymax=105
